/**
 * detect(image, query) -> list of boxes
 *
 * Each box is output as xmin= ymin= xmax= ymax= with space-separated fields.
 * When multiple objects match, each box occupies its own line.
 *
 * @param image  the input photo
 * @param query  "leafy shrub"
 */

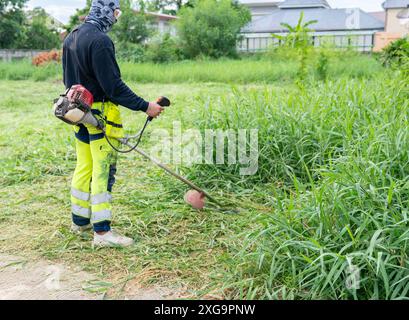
xmin=380 ymin=37 xmax=409 ymax=67
xmin=176 ymin=0 xmax=251 ymax=58
xmin=316 ymin=50 xmax=329 ymax=81
xmin=23 ymin=22 xmax=61 ymax=50
xmin=111 ymin=0 xmax=151 ymax=45
xmin=272 ymin=11 xmax=317 ymax=49
xmin=145 ymin=33 xmax=181 ymax=63
xmin=115 ymin=42 xmax=146 ymax=63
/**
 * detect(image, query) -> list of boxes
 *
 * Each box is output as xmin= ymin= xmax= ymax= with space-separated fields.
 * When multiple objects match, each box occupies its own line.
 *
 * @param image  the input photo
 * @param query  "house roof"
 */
xmin=278 ymin=0 xmax=330 ymax=9
xmin=383 ymin=0 xmax=409 ymax=9
xmin=242 ymin=8 xmax=385 ymax=33
xmin=133 ymin=10 xmax=178 ymax=20
xmin=369 ymin=11 xmax=386 ymax=23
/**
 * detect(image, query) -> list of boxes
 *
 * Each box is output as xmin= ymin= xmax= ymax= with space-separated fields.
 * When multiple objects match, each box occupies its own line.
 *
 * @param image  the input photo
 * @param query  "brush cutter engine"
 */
xmin=53 ymin=85 xmax=101 ymax=128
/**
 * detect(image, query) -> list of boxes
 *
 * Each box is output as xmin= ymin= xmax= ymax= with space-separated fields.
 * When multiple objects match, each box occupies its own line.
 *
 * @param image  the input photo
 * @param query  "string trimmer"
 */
xmin=53 ymin=84 xmax=233 ymax=212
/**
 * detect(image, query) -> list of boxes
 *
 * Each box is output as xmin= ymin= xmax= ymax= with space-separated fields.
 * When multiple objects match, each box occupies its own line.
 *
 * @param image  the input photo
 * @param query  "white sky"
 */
xmin=26 ymin=0 xmax=387 ymax=24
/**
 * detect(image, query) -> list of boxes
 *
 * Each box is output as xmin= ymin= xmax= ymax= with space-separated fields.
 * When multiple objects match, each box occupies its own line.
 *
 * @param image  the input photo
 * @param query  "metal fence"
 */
xmin=0 ymin=49 xmax=48 ymax=62
xmin=238 ymin=33 xmax=376 ymax=53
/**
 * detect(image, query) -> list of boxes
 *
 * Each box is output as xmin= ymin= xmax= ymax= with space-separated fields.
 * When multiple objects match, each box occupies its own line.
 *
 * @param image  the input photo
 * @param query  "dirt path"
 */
xmin=0 ymin=254 xmax=183 ymax=300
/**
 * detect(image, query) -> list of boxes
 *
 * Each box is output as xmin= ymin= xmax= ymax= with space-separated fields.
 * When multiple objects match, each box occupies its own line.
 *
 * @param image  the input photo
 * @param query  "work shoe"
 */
xmin=93 ymin=230 xmax=134 ymax=248
xmin=70 ymin=223 xmax=93 ymax=235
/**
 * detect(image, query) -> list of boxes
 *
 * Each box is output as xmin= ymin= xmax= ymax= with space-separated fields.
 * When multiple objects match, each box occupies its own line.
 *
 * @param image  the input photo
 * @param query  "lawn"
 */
xmin=1 ymin=54 xmax=409 ymax=299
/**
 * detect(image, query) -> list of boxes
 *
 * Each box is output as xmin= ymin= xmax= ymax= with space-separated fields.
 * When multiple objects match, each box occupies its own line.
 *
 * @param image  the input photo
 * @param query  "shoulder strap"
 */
xmin=70 ymin=24 xmax=107 ymax=102
xmin=71 ymin=25 xmax=91 ymax=81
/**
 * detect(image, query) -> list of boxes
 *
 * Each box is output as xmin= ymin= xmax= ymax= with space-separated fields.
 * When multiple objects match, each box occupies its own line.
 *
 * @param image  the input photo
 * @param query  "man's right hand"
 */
xmin=146 ymin=102 xmax=164 ymax=119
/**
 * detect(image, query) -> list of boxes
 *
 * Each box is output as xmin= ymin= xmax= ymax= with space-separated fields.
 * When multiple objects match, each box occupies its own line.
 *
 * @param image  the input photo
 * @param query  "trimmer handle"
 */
xmin=148 ymin=96 xmax=171 ymax=121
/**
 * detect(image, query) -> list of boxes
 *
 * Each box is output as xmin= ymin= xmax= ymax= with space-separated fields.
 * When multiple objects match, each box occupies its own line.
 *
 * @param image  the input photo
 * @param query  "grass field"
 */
xmin=0 ymin=52 xmax=384 ymax=83
xmin=1 ymin=55 xmax=409 ymax=299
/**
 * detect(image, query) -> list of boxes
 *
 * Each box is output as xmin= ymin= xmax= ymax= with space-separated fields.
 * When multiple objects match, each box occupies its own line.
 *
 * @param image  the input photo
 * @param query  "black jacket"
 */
xmin=62 ymin=22 xmax=149 ymax=112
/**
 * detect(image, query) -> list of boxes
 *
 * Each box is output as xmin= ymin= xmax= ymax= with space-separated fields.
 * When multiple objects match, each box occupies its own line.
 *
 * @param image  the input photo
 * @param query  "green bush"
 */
xmin=111 ymin=0 xmax=150 ymax=45
xmin=380 ymin=37 xmax=409 ymax=67
xmin=115 ymin=42 xmax=146 ymax=63
xmin=176 ymin=0 xmax=251 ymax=58
xmin=22 ymin=22 xmax=60 ymax=50
xmin=145 ymin=33 xmax=181 ymax=63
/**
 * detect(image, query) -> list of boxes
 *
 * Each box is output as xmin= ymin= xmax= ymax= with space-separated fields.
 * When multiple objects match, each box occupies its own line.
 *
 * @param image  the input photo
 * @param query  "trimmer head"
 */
xmin=184 ymin=190 xmax=206 ymax=210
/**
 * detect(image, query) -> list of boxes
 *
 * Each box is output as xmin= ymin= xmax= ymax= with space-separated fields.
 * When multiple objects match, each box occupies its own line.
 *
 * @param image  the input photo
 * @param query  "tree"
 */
xmin=22 ymin=8 xmax=61 ymax=50
xmin=272 ymin=12 xmax=317 ymax=48
xmin=1 ymin=3 xmax=61 ymax=50
xmin=65 ymin=0 xmax=91 ymax=33
xmin=176 ymin=0 xmax=251 ymax=58
xmin=146 ymin=0 xmax=194 ymax=14
xmin=0 ymin=0 xmax=27 ymax=48
xmin=0 ymin=0 xmax=26 ymax=13
xmin=112 ymin=0 xmax=150 ymax=44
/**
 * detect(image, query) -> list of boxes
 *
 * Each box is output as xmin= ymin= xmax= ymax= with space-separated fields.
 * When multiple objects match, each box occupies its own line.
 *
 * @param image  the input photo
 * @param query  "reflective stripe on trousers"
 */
xmin=91 ymin=210 xmax=112 ymax=223
xmin=91 ymin=193 xmax=112 ymax=205
xmin=71 ymin=188 xmax=90 ymax=201
xmin=71 ymin=204 xmax=91 ymax=218
xmin=91 ymin=192 xmax=113 ymax=223
xmin=71 ymin=122 xmax=120 ymax=224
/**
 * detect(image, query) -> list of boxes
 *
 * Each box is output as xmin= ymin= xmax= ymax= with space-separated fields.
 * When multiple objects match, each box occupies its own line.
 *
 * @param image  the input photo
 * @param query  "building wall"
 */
xmin=149 ymin=18 xmax=177 ymax=36
xmin=385 ymin=8 xmax=409 ymax=34
xmin=373 ymin=32 xmax=404 ymax=51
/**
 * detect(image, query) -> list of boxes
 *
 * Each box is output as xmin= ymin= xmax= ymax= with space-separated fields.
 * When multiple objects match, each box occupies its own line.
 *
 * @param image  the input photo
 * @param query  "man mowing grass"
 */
xmin=63 ymin=0 xmax=163 ymax=247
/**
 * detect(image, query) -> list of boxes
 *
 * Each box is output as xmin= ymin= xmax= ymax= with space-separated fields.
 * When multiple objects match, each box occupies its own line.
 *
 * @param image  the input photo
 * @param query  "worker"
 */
xmin=62 ymin=0 xmax=163 ymax=247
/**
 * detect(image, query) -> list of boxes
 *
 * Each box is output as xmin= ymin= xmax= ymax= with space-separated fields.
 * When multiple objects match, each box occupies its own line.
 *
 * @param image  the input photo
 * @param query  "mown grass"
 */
xmin=0 ymin=52 xmax=383 ymax=84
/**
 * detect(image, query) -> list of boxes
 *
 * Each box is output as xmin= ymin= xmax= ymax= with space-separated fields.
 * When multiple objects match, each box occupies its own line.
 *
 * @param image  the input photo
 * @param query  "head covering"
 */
xmin=85 ymin=0 xmax=121 ymax=33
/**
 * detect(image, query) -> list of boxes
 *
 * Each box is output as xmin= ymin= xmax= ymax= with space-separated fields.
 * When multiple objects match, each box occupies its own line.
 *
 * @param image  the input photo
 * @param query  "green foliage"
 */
xmin=316 ymin=50 xmax=329 ymax=81
xmin=0 ymin=0 xmax=26 ymax=12
xmin=380 ymin=37 xmax=409 ymax=68
xmin=115 ymin=42 xmax=146 ymax=63
xmin=145 ymin=33 xmax=181 ymax=63
xmin=176 ymin=0 xmax=251 ymax=58
xmin=0 ymin=54 xmax=383 ymax=82
xmin=272 ymin=11 xmax=317 ymax=49
xmin=21 ymin=8 xmax=60 ymax=49
xmin=111 ymin=0 xmax=150 ymax=45
xmin=65 ymin=0 xmax=91 ymax=33
xmin=22 ymin=23 xmax=60 ymax=49
xmin=186 ymin=75 xmax=409 ymax=299
xmin=0 ymin=6 xmax=26 ymax=48
xmin=146 ymin=0 xmax=193 ymax=14
xmin=0 ymin=4 xmax=60 ymax=49
xmin=0 ymin=55 xmax=400 ymax=300
xmin=271 ymin=12 xmax=318 ymax=86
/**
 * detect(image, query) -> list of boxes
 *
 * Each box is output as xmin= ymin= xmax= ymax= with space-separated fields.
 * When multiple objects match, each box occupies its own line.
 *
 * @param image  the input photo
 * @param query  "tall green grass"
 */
xmin=186 ymin=74 xmax=409 ymax=299
xmin=0 ymin=56 xmax=403 ymax=300
xmin=0 ymin=53 xmax=383 ymax=83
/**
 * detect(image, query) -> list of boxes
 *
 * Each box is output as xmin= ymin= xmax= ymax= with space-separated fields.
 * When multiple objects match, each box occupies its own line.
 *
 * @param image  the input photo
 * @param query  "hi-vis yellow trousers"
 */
xmin=70 ymin=102 xmax=124 ymax=231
